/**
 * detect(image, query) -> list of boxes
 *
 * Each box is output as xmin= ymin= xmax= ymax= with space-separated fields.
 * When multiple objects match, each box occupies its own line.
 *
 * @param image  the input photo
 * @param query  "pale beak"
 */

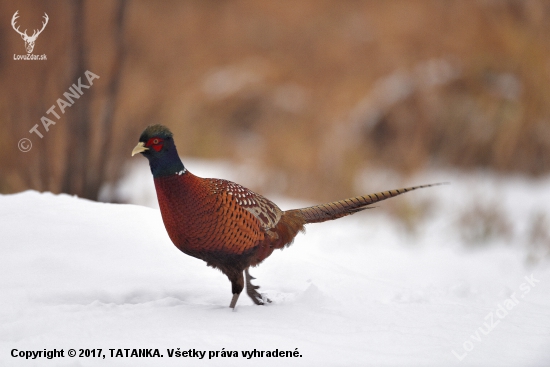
xmin=131 ymin=142 xmax=149 ymax=156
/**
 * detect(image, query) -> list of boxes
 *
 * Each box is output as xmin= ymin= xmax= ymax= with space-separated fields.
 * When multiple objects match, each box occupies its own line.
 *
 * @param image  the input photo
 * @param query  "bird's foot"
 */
xmin=245 ymin=268 xmax=271 ymax=305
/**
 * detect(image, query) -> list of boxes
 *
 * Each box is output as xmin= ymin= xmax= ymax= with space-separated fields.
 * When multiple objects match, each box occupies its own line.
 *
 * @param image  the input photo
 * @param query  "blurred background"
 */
xmin=1 ymin=1 xmax=549 ymax=222
xmin=3 ymin=2 xmax=550 ymax=361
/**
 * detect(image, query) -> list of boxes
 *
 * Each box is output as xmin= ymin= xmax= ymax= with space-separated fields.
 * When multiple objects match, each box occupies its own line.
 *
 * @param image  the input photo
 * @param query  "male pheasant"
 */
xmin=132 ymin=124 xmax=442 ymax=308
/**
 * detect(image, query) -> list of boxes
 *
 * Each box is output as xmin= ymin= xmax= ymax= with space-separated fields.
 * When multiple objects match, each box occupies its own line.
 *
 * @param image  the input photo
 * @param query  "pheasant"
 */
xmin=132 ymin=124 xmax=442 ymax=308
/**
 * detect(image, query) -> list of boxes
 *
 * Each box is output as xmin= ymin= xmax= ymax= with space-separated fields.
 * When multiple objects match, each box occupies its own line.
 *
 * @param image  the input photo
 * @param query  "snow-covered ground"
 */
xmin=1 ymin=159 xmax=550 ymax=366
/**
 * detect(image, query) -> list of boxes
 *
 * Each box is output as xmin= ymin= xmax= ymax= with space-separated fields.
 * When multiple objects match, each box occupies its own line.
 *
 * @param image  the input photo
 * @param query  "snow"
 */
xmin=1 ymin=159 xmax=550 ymax=366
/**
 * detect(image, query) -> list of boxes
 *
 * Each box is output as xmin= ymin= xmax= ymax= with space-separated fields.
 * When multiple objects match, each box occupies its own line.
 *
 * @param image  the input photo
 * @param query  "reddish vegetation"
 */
xmin=1 ymin=1 xmax=549 ymax=200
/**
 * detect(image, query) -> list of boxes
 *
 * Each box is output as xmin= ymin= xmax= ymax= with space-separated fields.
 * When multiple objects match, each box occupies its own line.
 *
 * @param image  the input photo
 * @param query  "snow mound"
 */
xmin=1 ymin=167 xmax=550 ymax=366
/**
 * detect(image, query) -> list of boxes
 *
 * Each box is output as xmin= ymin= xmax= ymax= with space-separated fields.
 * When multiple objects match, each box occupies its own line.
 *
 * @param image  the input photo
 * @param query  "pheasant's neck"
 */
xmin=148 ymin=149 xmax=186 ymax=178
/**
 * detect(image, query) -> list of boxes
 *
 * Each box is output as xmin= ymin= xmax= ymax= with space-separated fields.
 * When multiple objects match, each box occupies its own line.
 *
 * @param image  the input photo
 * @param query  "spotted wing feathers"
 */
xmin=207 ymin=179 xmax=283 ymax=231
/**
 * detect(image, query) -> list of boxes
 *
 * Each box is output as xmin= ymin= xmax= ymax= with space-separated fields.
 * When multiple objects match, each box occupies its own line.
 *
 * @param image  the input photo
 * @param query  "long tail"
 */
xmin=286 ymin=183 xmax=447 ymax=224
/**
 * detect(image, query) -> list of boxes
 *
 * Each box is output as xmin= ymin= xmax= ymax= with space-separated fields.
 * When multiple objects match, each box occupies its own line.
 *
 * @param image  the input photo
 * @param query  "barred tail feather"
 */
xmin=287 ymin=183 xmax=447 ymax=224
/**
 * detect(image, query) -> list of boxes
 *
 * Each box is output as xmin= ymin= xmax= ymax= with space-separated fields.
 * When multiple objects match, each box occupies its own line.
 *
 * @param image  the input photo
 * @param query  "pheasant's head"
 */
xmin=132 ymin=124 xmax=185 ymax=177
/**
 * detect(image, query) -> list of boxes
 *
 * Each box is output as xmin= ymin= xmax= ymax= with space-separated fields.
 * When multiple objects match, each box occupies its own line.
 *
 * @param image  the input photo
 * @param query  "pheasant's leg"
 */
xmin=245 ymin=268 xmax=272 ymax=305
xmin=228 ymin=271 xmax=244 ymax=309
xmin=229 ymin=293 xmax=240 ymax=309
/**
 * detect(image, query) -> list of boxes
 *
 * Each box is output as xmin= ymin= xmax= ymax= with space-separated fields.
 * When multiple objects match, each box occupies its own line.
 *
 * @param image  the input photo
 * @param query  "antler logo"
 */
xmin=11 ymin=10 xmax=49 ymax=54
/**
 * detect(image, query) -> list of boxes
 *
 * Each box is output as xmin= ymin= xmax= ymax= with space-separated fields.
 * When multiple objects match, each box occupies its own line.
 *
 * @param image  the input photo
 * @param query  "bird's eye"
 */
xmin=153 ymin=139 xmax=159 ymax=144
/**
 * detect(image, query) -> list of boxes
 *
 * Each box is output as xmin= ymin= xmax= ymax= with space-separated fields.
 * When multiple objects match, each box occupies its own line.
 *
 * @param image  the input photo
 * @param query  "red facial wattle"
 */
xmin=145 ymin=137 xmax=163 ymax=152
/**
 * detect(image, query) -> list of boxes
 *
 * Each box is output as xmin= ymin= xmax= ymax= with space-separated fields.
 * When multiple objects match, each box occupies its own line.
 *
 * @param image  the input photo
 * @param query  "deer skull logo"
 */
xmin=11 ymin=10 xmax=49 ymax=54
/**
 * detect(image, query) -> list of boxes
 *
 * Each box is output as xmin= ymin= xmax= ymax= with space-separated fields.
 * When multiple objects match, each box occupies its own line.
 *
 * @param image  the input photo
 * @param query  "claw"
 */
xmin=245 ymin=268 xmax=271 ymax=305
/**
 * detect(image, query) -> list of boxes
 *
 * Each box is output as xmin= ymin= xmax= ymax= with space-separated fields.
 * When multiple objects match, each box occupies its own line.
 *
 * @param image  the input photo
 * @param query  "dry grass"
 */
xmin=458 ymin=202 xmax=512 ymax=245
xmin=526 ymin=211 xmax=550 ymax=262
xmin=1 ymin=0 xmax=549 ymax=201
